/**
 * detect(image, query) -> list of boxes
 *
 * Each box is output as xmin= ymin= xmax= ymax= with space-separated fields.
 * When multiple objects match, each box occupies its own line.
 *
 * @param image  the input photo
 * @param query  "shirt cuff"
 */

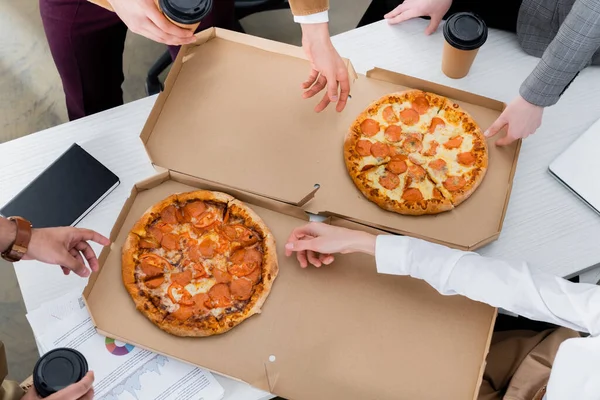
xmin=375 ymin=235 xmax=412 ymax=276
xmin=294 ymin=11 xmax=329 ymax=24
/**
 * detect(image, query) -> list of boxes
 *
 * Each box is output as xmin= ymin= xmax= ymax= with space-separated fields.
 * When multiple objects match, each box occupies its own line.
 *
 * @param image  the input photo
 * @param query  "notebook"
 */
xmin=549 ymin=118 xmax=600 ymax=215
xmin=1 ymin=144 xmax=120 ymax=228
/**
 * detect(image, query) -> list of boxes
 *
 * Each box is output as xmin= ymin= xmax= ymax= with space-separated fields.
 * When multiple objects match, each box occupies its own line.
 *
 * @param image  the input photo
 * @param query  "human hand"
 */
xmin=23 ymin=227 xmax=110 ymax=277
xmin=301 ymin=23 xmax=350 ymax=112
xmin=384 ymin=0 xmax=453 ymax=35
xmin=285 ymin=222 xmax=376 ymax=268
xmin=108 ymin=0 xmax=196 ymax=45
xmin=22 ymin=371 xmax=94 ymax=400
xmin=484 ymin=95 xmax=544 ymax=146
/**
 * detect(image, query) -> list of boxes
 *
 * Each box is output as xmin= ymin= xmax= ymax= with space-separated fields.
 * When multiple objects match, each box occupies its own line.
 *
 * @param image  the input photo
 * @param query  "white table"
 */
xmin=2 ymin=18 xmax=600 ymax=398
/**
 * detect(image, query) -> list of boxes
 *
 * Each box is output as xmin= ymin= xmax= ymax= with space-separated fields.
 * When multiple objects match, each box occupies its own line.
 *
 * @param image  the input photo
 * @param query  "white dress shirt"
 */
xmin=293 ymin=10 xmax=329 ymax=24
xmin=375 ymin=235 xmax=600 ymax=399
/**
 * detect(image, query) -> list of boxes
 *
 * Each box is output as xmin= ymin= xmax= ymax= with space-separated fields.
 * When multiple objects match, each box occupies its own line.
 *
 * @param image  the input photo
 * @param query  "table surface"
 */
xmin=2 ymin=19 xmax=600 ymax=398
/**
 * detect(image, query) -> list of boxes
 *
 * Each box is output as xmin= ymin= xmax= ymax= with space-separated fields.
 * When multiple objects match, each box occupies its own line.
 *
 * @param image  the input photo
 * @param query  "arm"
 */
xmin=285 ymin=223 xmax=600 ymax=336
xmin=288 ymin=0 xmax=329 ymax=16
xmin=520 ymin=0 xmax=600 ymax=107
xmin=0 ymin=217 xmax=17 ymax=254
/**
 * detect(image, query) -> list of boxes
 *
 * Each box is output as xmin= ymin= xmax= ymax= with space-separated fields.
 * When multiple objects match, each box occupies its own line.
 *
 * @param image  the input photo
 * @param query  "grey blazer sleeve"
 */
xmin=520 ymin=0 xmax=600 ymax=107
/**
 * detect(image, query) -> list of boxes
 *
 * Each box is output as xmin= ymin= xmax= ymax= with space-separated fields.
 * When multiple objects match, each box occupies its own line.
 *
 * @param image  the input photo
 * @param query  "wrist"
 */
xmin=301 ymin=22 xmax=330 ymax=40
xmin=349 ymin=232 xmax=376 ymax=255
xmin=0 ymin=217 xmax=17 ymax=253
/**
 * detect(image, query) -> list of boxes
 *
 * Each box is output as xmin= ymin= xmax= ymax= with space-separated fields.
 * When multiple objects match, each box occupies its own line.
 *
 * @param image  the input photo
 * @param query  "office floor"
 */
xmin=0 ymin=0 xmax=371 ymax=382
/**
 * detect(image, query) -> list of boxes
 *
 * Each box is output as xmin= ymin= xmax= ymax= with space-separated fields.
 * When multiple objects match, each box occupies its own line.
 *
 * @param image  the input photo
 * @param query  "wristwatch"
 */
xmin=1 ymin=217 xmax=32 ymax=262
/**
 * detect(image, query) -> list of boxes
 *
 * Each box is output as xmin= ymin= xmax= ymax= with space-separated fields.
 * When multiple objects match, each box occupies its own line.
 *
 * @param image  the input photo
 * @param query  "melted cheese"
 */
xmin=186 ymin=278 xmax=216 ymax=296
xmin=211 ymin=308 xmax=225 ymax=318
xmin=365 ymin=165 xmax=406 ymax=202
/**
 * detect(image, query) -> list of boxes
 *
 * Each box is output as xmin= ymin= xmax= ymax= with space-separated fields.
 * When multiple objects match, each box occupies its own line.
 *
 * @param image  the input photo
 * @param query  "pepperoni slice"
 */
xmin=444 ymin=136 xmax=464 ymax=149
xmin=246 ymin=267 xmax=261 ymax=284
xmin=402 ymin=188 xmax=424 ymax=202
xmin=457 ymin=152 xmax=476 ymax=166
xmin=379 ymin=172 xmax=400 ymax=190
xmin=139 ymin=238 xmax=159 ymax=249
xmin=412 ymin=96 xmax=430 ymax=115
xmin=139 ymin=254 xmax=171 ymax=271
xmin=429 ymin=117 xmax=445 ymax=133
xmin=188 ymin=245 xmax=202 ymax=262
xmin=230 ymin=278 xmax=253 ymax=301
xmin=408 ymin=154 xmax=425 ymax=165
xmin=386 ymin=160 xmax=408 ymax=174
xmin=213 ymin=267 xmax=232 ymax=283
xmin=384 ymin=125 xmax=402 ymax=142
xmin=432 ymin=188 xmax=444 ymax=200
xmin=423 ymin=141 xmax=439 ymax=157
xmin=139 ymin=262 xmax=163 ymax=279
xmin=194 ymin=210 xmax=220 ymax=230
xmin=399 ymin=109 xmax=420 ymax=126
xmin=161 ymin=233 xmax=179 ymax=251
xmin=361 ymin=165 xmax=375 ymax=172
xmin=244 ymin=248 xmax=262 ymax=264
xmin=402 ymin=135 xmax=423 ymax=153
xmin=222 ymin=225 xmax=258 ymax=247
xmin=198 ymin=237 xmax=216 ymax=258
xmin=171 ymin=270 xmax=193 ymax=287
xmin=228 ymin=262 xmax=256 ymax=277
xmin=192 ymin=293 xmax=211 ymax=313
xmin=429 ymin=159 xmax=447 ymax=171
xmin=408 ymin=165 xmax=426 ymax=181
xmin=228 ymin=248 xmax=262 ymax=277
xmin=208 ymin=283 xmax=232 ymax=308
xmin=382 ymin=106 xmax=398 ymax=123
xmin=392 ymin=154 xmax=408 ymax=161
xmin=355 ymin=140 xmax=372 ymax=156
xmin=444 ymin=176 xmax=467 ymax=192
xmin=168 ymin=283 xmax=194 ymax=306
xmin=171 ymin=305 xmax=194 ymax=321
xmin=360 ymin=119 xmax=380 ymax=137
xmin=160 ymin=205 xmax=179 ymax=224
xmin=188 ymin=261 xmax=208 ymax=278
xmin=145 ymin=276 xmax=165 ymax=289
xmin=148 ymin=226 xmax=164 ymax=242
xmin=370 ymin=142 xmax=390 ymax=158
xmin=182 ymin=201 xmax=206 ymax=221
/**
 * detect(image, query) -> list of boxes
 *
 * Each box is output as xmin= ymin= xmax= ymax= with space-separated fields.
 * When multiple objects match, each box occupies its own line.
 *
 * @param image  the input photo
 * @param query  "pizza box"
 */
xmin=83 ymin=169 xmax=496 ymax=400
xmin=139 ymin=28 xmax=520 ymax=251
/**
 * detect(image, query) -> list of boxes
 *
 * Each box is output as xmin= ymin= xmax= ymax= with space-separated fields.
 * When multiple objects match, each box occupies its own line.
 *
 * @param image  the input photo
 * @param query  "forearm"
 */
xmin=375 ymin=235 xmax=600 ymax=335
xmin=520 ymin=0 xmax=600 ymax=106
xmin=0 ymin=217 xmax=17 ymax=253
xmin=288 ymin=0 xmax=329 ymax=16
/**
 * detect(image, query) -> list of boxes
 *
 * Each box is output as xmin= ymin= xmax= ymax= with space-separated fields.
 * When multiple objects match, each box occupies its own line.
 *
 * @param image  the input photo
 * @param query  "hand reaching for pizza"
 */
xmin=385 ymin=0 xmax=453 ymax=35
xmin=484 ymin=95 xmax=544 ymax=146
xmin=22 ymin=372 xmax=94 ymax=400
xmin=285 ymin=223 xmax=375 ymax=268
xmin=23 ymin=227 xmax=110 ymax=277
xmin=300 ymin=23 xmax=350 ymax=113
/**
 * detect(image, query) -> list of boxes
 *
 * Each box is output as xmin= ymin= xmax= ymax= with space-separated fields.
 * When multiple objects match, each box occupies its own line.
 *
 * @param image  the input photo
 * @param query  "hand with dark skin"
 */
xmin=0 ymin=217 xmax=110 ymax=277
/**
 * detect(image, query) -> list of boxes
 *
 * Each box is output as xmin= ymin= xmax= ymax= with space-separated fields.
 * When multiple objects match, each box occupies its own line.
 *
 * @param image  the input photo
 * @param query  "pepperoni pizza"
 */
xmin=344 ymin=90 xmax=488 ymax=215
xmin=122 ymin=191 xmax=278 ymax=337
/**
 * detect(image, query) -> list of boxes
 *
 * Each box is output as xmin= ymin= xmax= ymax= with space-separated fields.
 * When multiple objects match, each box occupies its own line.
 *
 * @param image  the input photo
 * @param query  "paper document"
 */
xmin=36 ymin=298 xmax=224 ymax=400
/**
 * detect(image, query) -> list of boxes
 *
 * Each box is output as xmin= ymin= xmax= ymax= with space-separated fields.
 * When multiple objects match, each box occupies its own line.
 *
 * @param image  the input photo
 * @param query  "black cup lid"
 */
xmin=443 ymin=12 xmax=488 ymax=51
xmin=33 ymin=348 xmax=88 ymax=398
xmin=159 ymin=0 xmax=213 ymax=24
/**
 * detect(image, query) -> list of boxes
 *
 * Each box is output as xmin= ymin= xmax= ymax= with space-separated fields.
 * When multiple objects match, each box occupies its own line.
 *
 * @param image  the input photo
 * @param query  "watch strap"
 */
xmin=1 ymin=217 xmax=32 ymax=262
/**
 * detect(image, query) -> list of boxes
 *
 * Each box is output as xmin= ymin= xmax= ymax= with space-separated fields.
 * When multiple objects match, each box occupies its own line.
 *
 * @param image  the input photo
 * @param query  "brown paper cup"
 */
xmin=441 ymin=42 xmax=480 ymax=79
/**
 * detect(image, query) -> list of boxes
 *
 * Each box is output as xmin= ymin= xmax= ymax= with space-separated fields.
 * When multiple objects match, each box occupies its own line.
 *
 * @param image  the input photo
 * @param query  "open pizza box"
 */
xmin=140 ymin=28 xmax=521 ymax=251
xmin=83 ymin=28 xmax=499 ymax=399
xmin=84 ymin=170 xmax=496 ymax=400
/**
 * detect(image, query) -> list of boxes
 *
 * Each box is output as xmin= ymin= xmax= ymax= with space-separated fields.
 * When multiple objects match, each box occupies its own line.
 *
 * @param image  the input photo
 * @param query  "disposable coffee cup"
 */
xmin=442 ymin=12 xmax=488 ymax=79
xmin=33 ymin=348 xmax=88 ymax=398
xmin=156 ymin=0 xmax=213 ymax=31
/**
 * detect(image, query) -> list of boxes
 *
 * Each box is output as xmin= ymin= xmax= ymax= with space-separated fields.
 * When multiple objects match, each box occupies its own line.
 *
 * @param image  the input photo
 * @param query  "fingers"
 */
xmin=69 ymin=248 xmax=85 ymax=270
xmin=303 ymin=74 xmax=327 ymax=99
xmin=302 ymin=69 xmax=319 ymax=89
xmin=425 ymin=15 xmax=443 ymax=35
xmin=58 ymin=248 xmax=89 ymax=278
xmin=314 ymin=91 xmax=331 ymax=113
xmin=496 ymin=132 xmax=518 ymax=146
xmin=484 ymin=116 xmax=507 ymax=139
xmin=79 ymin=388 xmax=94 ymax=400
xmin=319 ymin=253 xmax=334 ymax=265
xmin=138 ymin=19 xmax=195 ymax=46
xmin=325 ymin=73 xmax=339 ymax=103
xmin=75 ymin=242 xmax=100 ymax=272
xmin=61 ymin=267 xmax=71 ymax=276
xmin=386 ymin=8 xmax=421 ymax=25
xmin=48 ymin=371 xmax=94 ymax=400
xmin=336 ymin=71 xmax=351 ymax=112
xmin=76 ymin=229 xmax=110 ymax=247
xmin=146 ymin=7 xmax=194 ymax=39
xmin=296 ymin=250 xmax=308 ymax=268
xmin=307 ymin=250 xmax=322 ymax=267
xmin=384 ymin=4 xmax=407 ymax=19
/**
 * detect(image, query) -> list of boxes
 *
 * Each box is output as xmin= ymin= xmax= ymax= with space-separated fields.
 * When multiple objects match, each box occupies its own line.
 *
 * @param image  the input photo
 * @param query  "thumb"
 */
xmin=326 ymin=74 xmax=339 ymax=102
xmin=496 ymin=131 xmax=517 ymax=146
xmin=58 ymin=250 xmax=90 ymax=277
xmin=285 ymin=240 xmax=317 ymax=253
xmin=484 ymin=116 xmax=507 ymax=138
xmin=425 ymin=15 xmax=443 ymax=35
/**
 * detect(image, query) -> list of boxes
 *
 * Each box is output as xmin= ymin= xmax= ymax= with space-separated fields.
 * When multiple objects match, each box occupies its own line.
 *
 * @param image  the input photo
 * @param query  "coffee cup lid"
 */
xmin=159 ymin=0 xmax=213 ymax=24
xmin=443 ymin=12 xmax=488 ymax=51
xmin=33 ymin=348 xmax=88 ymax=398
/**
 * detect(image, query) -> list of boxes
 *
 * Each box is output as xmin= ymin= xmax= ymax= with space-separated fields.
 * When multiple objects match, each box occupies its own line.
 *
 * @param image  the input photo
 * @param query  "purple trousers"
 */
xmin=40 ymin=0 xmax=235 ymax=121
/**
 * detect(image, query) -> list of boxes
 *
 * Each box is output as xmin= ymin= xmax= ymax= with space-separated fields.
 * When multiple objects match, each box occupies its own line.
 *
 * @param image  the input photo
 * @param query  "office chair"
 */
xmin=145 ymin=0 xmax=290 ymax=95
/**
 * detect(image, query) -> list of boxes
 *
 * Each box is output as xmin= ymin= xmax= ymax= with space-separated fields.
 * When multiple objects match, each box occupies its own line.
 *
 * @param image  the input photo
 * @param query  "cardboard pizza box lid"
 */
xmin=83 ymin=171 xmax=496 ymax=400
xmin=140 ymin=28 xmax=520 ymax=251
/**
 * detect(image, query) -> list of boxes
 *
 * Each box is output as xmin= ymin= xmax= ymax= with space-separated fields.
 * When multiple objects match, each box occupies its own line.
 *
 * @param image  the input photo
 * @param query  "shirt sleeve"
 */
xmin=520 ymin=0 xmax=600 ymax=107
xmin=294 ymin=11 xmax=329 ymax=24
xmin=288 ymin=0 xmax=329 ymax=17
xmin=375 ymin=235 xmax=600 ymax=336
